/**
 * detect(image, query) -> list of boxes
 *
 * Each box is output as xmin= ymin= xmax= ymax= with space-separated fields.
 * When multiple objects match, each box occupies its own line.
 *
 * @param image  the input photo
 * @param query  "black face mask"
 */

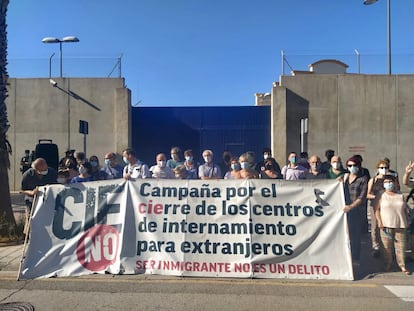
xmin=224 ymin=156 xmax=231 ymax=162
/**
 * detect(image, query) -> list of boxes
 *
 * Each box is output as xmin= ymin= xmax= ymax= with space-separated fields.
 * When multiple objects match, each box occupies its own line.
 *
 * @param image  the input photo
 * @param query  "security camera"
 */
xmin=49 ymin=79 xmax=58 ymax=87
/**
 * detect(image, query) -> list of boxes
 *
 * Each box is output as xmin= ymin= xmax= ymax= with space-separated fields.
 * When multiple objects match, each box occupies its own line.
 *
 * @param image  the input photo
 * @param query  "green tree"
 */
xmin=0 ymin=0 xmax=17 ymax=240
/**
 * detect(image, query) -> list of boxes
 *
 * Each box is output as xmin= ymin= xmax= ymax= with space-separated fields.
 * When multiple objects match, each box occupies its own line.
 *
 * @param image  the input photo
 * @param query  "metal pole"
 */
xmin=387 ymin=0 xmax=391 ymax=75
xmin=59 ymin=41 xmax=63 ymax=78
xmin=354 ymin=49 xmax=360 ymax=74
xmin=67 ymin=80 xmax=70 ymax=149
xmin=49 ymin=52 xmax=55 ymax=78
xmin=281 ymin=50 xmax=285 ymax=76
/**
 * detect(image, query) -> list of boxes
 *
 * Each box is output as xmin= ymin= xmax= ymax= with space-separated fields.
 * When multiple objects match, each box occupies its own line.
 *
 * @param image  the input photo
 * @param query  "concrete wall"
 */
xmin=6 ymin=78 xmax=131 ymax=190
xmin=271 ymin=74 xmax=414 ymax=190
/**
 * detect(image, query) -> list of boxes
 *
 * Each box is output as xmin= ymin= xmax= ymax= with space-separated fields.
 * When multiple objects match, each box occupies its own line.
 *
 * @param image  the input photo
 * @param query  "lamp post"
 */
xmin=41 ymin=36 xmax=79 ymax=77
xmin=364 ymin=0 xmax=391 ymax=75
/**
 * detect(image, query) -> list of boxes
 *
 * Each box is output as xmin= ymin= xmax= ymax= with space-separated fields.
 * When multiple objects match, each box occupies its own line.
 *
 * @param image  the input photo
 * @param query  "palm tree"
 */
xmin=0 ymin=0 xmax=17 ymax=240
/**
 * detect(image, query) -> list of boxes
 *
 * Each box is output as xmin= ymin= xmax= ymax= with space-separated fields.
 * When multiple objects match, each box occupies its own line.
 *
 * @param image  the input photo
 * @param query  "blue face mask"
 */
xmin=240 ymin=162 xmax=249 ymax=169
xmin=348 ymin=166 xmax=359 ymax=174
xmin=231 ymin=163 xmax=240 ymax=170
xmin=289 ymin=157 xmax=296 ymax=164
xmin=123 ymin=157 xmax=129 ymax=165
xmin=384 ymin=182 xmax=394 ymax=191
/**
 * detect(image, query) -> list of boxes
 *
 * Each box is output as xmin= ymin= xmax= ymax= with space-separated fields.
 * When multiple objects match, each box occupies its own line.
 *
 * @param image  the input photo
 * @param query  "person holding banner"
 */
xmin=342 ymin=156 xmax=368 ymax=263
xmin=375 ymin=176 xmax=411 ymax=275
xmin=20 ymin=157 xmax=58 ymax=234
xmin=122 ymin=147 xmax=150 ymax=179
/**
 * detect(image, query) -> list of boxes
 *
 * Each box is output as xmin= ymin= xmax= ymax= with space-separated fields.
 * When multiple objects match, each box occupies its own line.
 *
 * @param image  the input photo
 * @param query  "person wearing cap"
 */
xmin=342 ymin=156 xmax=368 ymax=264
xmin=375 ymin=176 xmax=411 ymax=275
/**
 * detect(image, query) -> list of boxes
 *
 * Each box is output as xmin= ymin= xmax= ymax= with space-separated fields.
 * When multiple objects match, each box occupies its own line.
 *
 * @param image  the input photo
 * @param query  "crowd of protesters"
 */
xmin=20 ymin=146 xmax=414 ymax=275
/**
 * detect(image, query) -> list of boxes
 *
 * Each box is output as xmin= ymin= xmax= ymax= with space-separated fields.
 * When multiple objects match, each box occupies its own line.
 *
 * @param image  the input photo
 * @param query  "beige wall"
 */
xmin=6 ymin=78 xmax=131 ymax=190
xmin=271 ymin=74 xmax=414 ymax=191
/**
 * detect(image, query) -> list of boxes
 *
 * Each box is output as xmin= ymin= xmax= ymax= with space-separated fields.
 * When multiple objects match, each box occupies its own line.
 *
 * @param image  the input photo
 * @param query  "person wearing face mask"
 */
xmin=239 ymin=153 xmax=259 ymax=179
xmin=166 ymin=147 xmax=183 ymax=169
xmin=367 ymin=160 xmax=401 ymax=258
xmin=281 ymin=152 xmax=306 ymax=180
xmin=257 ymin=148 xmax=272 ymax=172
xmin=402 ymin=161 xmax=414 ymax=262
xmin=198 ymin=149 xmax=221 ymax=180
xmin=183 ymin=149 xmax=198 ymax=179
xmin=224 ymin=157 xmax=242 ymax=179
xmin=342 ymin=156 xmax=368 ymax=265
xmin=20 ymin=157 xmax=58 ymax=211
xmin=70 ymin=162 xmax=93 ymax=183
xmin=122 ymin=147 xmax=150 ymax=180
xmin=326 ymin=155 xmax=347 ymax=179
xmin=89 ymin=155 xmax=106 ymax=181
xmin=150 ymin=153 xmax=175 ymax=179
xmin=102 ymin=152 xmax=124 ymax=180
xmin=375 ymin=176 xmax=411 ymax=275
xmin=304 ymin=155 xmax=327 ymax=179
xmin=259 ymin=157 xmax=282 ymax=179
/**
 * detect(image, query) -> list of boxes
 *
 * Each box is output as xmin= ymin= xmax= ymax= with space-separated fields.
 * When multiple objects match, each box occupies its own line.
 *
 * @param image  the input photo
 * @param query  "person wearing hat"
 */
xmin=342 ymin=156 xmax=369 ymax=264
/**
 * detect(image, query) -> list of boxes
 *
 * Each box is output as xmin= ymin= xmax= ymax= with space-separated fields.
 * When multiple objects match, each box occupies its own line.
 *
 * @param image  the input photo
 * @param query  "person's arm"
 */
xmin=375 ymin=197 xmax=383 ymax=229
xmin=403 ymin=161 xmax=414 ymax=186
xmin=366 ymin=178 xmax=375 ymax=200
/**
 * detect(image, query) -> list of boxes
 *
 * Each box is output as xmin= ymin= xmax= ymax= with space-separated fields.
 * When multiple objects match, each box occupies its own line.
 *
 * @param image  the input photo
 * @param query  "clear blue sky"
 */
xmin=6 ymin=0 xmax=414 ymax=107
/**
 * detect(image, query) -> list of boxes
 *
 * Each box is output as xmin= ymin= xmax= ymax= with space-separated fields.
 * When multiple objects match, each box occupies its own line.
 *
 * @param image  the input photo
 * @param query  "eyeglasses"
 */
xmin=378 ymin=167 xmax=389 ymax=169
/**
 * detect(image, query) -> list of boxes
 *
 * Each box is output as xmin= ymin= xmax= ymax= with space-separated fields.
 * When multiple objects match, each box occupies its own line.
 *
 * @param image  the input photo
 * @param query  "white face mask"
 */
xmin=263 ymin=154 xmax=270 ymax=160
xmin=157 ymin=160 xmax=166 ymax=168
xmin=378 ymin=168 xmax=387 ymax=175
xmin=39 ymin=169 xmax=48 ymax=176
xmin=204 ymin=156 xmax=212 ymax=163
xmin=331 ymin=162 xmax=340 ymax=170
xmin=79 ymin=166 xmax=87 ymax=175
xmin=57 ymin=177 xmax=66 ymax=184
xmin=123 ymin=157 xmax=129 ymax=164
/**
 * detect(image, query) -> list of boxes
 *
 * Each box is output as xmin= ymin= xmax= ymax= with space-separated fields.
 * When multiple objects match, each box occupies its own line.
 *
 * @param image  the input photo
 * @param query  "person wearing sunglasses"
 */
xmin=342 ymin=156 xmax=369 ymax=266
xmin=367 ymin=160 xmax=401 ymax=258
xmin=375 ymin=176 xmax=411 ymax=275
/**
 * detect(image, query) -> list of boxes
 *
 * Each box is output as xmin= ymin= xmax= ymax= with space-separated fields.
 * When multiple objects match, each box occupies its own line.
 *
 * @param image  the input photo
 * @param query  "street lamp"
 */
xmin=364 ymin=0 xmax=391 ymax=75
xmin=41 ymin=36 xmax=79 ymax=77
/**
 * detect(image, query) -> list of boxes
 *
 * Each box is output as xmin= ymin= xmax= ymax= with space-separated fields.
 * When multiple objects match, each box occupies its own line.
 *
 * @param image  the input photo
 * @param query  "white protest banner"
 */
xmin=18 ymin=179 xmax=353 ymax=280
